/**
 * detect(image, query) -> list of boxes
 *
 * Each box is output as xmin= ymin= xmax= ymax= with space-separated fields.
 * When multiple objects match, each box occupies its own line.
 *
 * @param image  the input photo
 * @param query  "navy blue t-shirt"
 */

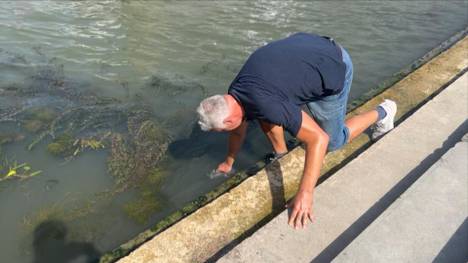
xmin=228 ymin=32 xmax=346 ymax=136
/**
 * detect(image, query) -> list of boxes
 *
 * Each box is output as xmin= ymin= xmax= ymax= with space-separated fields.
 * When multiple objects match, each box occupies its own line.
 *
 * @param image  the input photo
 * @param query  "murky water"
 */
xmin=0 ymin=1 xmax=467 ymax=262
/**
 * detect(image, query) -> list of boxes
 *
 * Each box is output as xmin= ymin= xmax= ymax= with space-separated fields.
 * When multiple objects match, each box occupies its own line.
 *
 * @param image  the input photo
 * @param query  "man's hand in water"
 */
xmin=216 ymin=161 xmax=232 ymax=173
xmin=286 ymin=189 xmax=315 ymax=229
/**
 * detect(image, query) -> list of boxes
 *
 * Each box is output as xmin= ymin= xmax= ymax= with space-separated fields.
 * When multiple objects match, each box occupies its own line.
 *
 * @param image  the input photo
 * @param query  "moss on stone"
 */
xmin=149 ymin=210 xmax=183 ymax=233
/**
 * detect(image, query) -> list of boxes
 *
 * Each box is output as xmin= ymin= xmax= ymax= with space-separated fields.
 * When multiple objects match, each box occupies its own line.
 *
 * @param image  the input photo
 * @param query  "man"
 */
xmin=196 ymin=32 xmax=396 ymax=229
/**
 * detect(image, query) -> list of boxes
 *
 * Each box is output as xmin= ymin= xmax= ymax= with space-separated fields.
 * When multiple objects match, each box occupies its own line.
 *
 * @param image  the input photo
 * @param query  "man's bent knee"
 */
xmin=327 ymin=140 xmax=344 ymax=152
xmin=326 ymin=127 xmax=349 ymax=152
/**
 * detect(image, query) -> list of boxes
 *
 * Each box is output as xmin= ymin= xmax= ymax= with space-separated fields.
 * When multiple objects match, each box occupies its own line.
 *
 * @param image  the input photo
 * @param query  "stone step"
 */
xmin=333 ymin=136 xmax=467 ymax=263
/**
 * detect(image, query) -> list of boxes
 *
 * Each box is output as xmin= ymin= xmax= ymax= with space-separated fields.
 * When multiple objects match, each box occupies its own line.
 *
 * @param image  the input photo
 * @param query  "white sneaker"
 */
xmin=371 ymin=99 xmax=397 ymax=140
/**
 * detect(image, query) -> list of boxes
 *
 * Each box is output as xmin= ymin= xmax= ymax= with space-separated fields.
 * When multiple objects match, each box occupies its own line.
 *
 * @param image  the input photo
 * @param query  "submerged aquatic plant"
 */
xmin=0 ymin=159 xmax=42 ymax=182
xmin=46 ymin=132 xmax=109 ymax=158
xmin=2 ymin=54 xmax=177 ymax=229
xmin=46 ymin=133 xmax=75 ymax=157
xmin=107 ymin=114 xmax=171 ymax=192
xmin=121 ymin=167 xmax=168 ymax=224
xmin=0 ymin=133 xmax=41 ymax=182
xmin=123 ymin=190 xmax=162 ymax=224
xmin=72 ymin=136 xmax=107 ymax=156
xmin=0 ymin=133 xmax=25 ymax=145
xmin=20 ymin=192 xmax=106 ymax=238
xmin=21 ymin=106 xmax=58 ymax=133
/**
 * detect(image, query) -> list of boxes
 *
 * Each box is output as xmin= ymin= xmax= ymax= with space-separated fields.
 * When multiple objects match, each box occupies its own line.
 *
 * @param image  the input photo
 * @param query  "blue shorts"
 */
xmin=306 ymin=46 xmax=353 ymax=152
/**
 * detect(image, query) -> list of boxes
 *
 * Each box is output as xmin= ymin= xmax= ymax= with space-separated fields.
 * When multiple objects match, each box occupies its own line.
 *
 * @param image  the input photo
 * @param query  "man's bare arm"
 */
xmin=217 ymin=120 xmax=248 ymax=172
xmin=288 ymin=110 xmax=329 ymax=229
xmin=259 ymin=120 xmax=288 ymax=154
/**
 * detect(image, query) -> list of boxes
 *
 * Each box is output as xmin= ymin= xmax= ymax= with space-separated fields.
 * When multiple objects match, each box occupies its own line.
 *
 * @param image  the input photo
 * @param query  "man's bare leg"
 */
xmin=346 ymin=99 xmax=397 ymax=142
xmin=345 ymin=110 xmax=379 ymax=141
xmin=260 ymin=110 xmax=379 ymax=151
xmin=259 ymin=100 xmax=395 ymax=151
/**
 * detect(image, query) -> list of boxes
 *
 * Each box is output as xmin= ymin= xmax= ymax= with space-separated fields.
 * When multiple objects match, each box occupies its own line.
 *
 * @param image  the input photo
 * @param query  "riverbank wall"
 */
xmin=100 ymin=28 xmax=468 ymax=263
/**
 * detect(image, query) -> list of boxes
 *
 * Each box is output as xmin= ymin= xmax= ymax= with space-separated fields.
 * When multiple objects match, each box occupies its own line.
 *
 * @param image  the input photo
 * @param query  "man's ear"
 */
xmin=223 ymin=118 xmax=233 ymax=125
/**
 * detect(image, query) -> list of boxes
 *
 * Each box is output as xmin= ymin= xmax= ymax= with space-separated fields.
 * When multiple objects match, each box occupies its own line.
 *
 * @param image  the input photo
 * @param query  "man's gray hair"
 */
xmin=197 ymin=95 xmax=229 ymax=131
